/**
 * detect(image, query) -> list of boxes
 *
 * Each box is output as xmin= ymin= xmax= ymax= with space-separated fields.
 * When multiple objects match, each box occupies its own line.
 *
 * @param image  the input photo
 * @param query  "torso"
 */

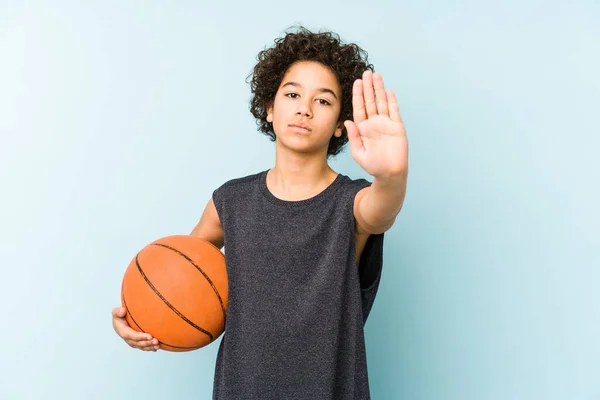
xmin=353 ymin=186 xmax=372 ymax=268
xmin=265 ymin=169 xmax=371 ymax=267
xmin=355 ymin=231 xmax=371 ymax=267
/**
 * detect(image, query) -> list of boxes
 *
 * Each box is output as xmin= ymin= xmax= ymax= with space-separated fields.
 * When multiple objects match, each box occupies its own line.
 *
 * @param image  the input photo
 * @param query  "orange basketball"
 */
xmin=121 ymin=235 xmax=228 ymax=352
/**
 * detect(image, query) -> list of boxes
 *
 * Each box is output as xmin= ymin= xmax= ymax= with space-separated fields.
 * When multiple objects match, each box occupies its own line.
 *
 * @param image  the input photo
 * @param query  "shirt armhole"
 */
xmin=358 ymin=231 xmax=384 ymax=324
xmin=348 ymin=177 xmax=385 ymax=325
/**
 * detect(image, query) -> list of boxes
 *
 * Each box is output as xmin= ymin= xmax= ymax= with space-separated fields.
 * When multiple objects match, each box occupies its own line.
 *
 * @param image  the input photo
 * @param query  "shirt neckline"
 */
xmin=259 ymin=169 xmax=345 ymax=207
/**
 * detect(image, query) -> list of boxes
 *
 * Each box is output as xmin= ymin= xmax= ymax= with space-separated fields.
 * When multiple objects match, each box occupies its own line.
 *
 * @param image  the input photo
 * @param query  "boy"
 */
xmin=112 ymin=26 xmax=408 ymax=399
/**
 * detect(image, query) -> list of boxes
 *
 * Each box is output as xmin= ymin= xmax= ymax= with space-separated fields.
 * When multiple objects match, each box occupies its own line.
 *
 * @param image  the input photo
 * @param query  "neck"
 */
xmin=266 ymin=144 xmax=338 ymax=201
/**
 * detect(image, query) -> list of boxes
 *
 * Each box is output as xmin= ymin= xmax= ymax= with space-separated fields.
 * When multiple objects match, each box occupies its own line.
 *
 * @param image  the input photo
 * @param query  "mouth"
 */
xmin=288 ymin=124 xmax=311 ymax=133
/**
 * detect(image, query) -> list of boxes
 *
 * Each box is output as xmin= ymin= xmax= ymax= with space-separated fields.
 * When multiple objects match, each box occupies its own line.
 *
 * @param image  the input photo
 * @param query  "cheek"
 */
xmin=272 ymin=100 xmax=289 ymax=121
xmin=325 ymin=108 xmax=342 ymax=127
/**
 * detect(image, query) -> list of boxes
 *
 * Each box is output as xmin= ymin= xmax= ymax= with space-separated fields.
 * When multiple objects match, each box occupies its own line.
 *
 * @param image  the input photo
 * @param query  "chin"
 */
xmin=276 ymin=140 xmax=327 ymax=155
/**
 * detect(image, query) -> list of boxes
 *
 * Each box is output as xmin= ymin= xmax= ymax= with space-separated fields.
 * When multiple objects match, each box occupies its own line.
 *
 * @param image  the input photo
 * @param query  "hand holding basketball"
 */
xmin=117 ymin=235 xmax=228 ymax=352
xmin=112 ymin=306 xmax=159 ymax=352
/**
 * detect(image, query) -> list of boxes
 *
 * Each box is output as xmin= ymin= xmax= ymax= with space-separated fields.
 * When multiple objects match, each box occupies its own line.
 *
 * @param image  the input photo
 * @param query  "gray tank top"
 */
xmin=211 ymin=169 xmax=384 ymax=399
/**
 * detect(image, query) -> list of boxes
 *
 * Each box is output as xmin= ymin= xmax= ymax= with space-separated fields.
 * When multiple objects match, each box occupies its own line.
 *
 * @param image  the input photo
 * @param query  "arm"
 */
xmin=345 ymin=70 xmax=409 ymax=235
xmin=354 ymin=172 xmax=407 ymax=235
xmin=111 ymin=196 xmax=223 ymax=353
xmin=190 ymin=197 xmax=225 ymax=249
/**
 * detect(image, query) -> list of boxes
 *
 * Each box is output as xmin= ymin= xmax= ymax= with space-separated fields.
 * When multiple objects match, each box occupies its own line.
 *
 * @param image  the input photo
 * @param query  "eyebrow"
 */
xmin=281 ymin=81 xmax=338 ymax=100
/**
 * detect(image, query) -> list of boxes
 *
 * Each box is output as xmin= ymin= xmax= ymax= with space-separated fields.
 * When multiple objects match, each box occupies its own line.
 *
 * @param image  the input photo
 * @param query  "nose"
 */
xmin=295 ymin=99 xmax=312 ymax=118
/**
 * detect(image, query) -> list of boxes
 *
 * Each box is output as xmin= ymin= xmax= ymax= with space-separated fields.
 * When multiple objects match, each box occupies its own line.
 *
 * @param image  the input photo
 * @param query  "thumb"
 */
xmin=344 ymin=120 xmax=364 ymax=157
xmin=112 ymin=306 xmax=126 ymax=318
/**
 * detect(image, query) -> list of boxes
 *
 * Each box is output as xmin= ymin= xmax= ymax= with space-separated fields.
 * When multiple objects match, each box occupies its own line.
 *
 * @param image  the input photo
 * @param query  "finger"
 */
xmin=115 ymin=321 xmax=153 ymax=342
xmin=134 ymin=339 xmax=159 ymax=349
xmin=352 ymin=79 xmax=366 ymax=124
xmin=344 ymin=120 xmax=364 ymax=157
xmin=127 ymin=330 xmax=154 ymax=342
xmin=138 ymin=340 xmax=160 ymax=351
xmin=126 ymin=337 xmax=157 ymax=348
xmin=362 ymin=70 xmax=377 ymax=118
xmin=112 ymin=307 xmax=125 ymax=318
xmin=373 ymin=72 xmax=389 ymax=117
xmin=131 ymin=342 xmax=158 ymax=352
xmin=387 ymin=89 xmax=403 ymax=124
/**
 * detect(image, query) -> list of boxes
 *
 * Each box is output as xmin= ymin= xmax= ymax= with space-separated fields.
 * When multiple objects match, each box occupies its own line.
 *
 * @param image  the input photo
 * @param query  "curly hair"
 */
xmin=247 ymin=25 xmax=374 ymax=157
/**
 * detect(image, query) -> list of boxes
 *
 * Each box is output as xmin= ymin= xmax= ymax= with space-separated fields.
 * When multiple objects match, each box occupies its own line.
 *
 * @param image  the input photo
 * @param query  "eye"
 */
xmin=285 ymin=93 xmax=299 ymax=99
xmin=317 ymin=99 xmax=331 ymax=106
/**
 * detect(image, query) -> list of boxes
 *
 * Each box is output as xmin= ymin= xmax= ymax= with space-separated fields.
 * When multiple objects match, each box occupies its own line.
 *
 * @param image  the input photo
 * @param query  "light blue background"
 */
xmin=1 ymin=1 xmax=598 ymax=399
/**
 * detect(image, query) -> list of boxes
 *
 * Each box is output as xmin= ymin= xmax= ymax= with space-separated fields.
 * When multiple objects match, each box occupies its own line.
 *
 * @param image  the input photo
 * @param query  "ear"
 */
xmin=333 ymin=121 xmax=344 ymax=138
xmin=266 ymin=104 xmax=273 ymax=123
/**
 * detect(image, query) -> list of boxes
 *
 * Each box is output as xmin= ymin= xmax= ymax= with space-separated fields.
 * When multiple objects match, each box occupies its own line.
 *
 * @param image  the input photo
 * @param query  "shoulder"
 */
xmin=215 ymin=170 xmax=265 ymax=191
xmin=337 ymin=173 xmax=372 ymax=196
xmin=213 ymin=170 xmax=265 ymax=198
xmin=211 ymin=170 xmax=266 ymax=217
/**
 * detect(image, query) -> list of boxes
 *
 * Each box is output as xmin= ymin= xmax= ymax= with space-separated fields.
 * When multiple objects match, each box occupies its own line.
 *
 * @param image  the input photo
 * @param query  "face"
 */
xmin=266 ymin=61 xmax=343 ymax=154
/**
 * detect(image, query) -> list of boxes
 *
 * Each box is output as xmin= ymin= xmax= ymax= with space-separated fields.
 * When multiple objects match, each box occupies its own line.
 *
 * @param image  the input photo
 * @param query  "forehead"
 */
xmin=280 ymin=61 xmax=341 ymax=94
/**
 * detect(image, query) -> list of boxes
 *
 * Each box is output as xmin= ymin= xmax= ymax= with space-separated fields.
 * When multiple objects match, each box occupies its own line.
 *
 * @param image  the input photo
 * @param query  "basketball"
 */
xmin=120 ymin=235 xmax=228 ymax=352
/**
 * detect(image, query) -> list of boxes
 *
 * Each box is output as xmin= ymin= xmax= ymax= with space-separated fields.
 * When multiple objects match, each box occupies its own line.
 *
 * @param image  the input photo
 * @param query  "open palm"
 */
xmin=344 ymin=71 xmax=408 ymax=178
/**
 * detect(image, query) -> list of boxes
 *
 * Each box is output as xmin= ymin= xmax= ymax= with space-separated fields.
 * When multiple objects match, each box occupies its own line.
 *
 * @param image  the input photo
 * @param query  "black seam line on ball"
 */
xmin=121 ymin=292 xmax=202 ymax=349
xmin=135 ymin=253 xmax=214 ymax=341
xmin=151 ymin=242 xmax=227 ymax=320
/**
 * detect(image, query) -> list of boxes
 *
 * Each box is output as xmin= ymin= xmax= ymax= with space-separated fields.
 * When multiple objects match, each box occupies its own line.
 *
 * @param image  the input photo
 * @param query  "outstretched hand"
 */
xmin=344 ymin=71 xmax=408 ymax=179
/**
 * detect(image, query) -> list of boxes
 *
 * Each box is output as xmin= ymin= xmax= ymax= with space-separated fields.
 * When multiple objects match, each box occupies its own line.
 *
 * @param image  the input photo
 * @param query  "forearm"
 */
xmin=360 ymin=172 xmax=408 ymax=232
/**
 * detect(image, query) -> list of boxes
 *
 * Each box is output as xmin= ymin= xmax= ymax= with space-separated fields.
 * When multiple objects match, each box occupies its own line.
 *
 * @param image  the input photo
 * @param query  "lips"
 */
xmin=289 ymin=124 xmax=311 ymax=133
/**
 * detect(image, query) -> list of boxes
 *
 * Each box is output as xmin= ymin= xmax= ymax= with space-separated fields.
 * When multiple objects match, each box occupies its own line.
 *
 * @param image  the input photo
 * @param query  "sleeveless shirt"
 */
xmin=211 ymin=169 xmax=384 ymax=400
